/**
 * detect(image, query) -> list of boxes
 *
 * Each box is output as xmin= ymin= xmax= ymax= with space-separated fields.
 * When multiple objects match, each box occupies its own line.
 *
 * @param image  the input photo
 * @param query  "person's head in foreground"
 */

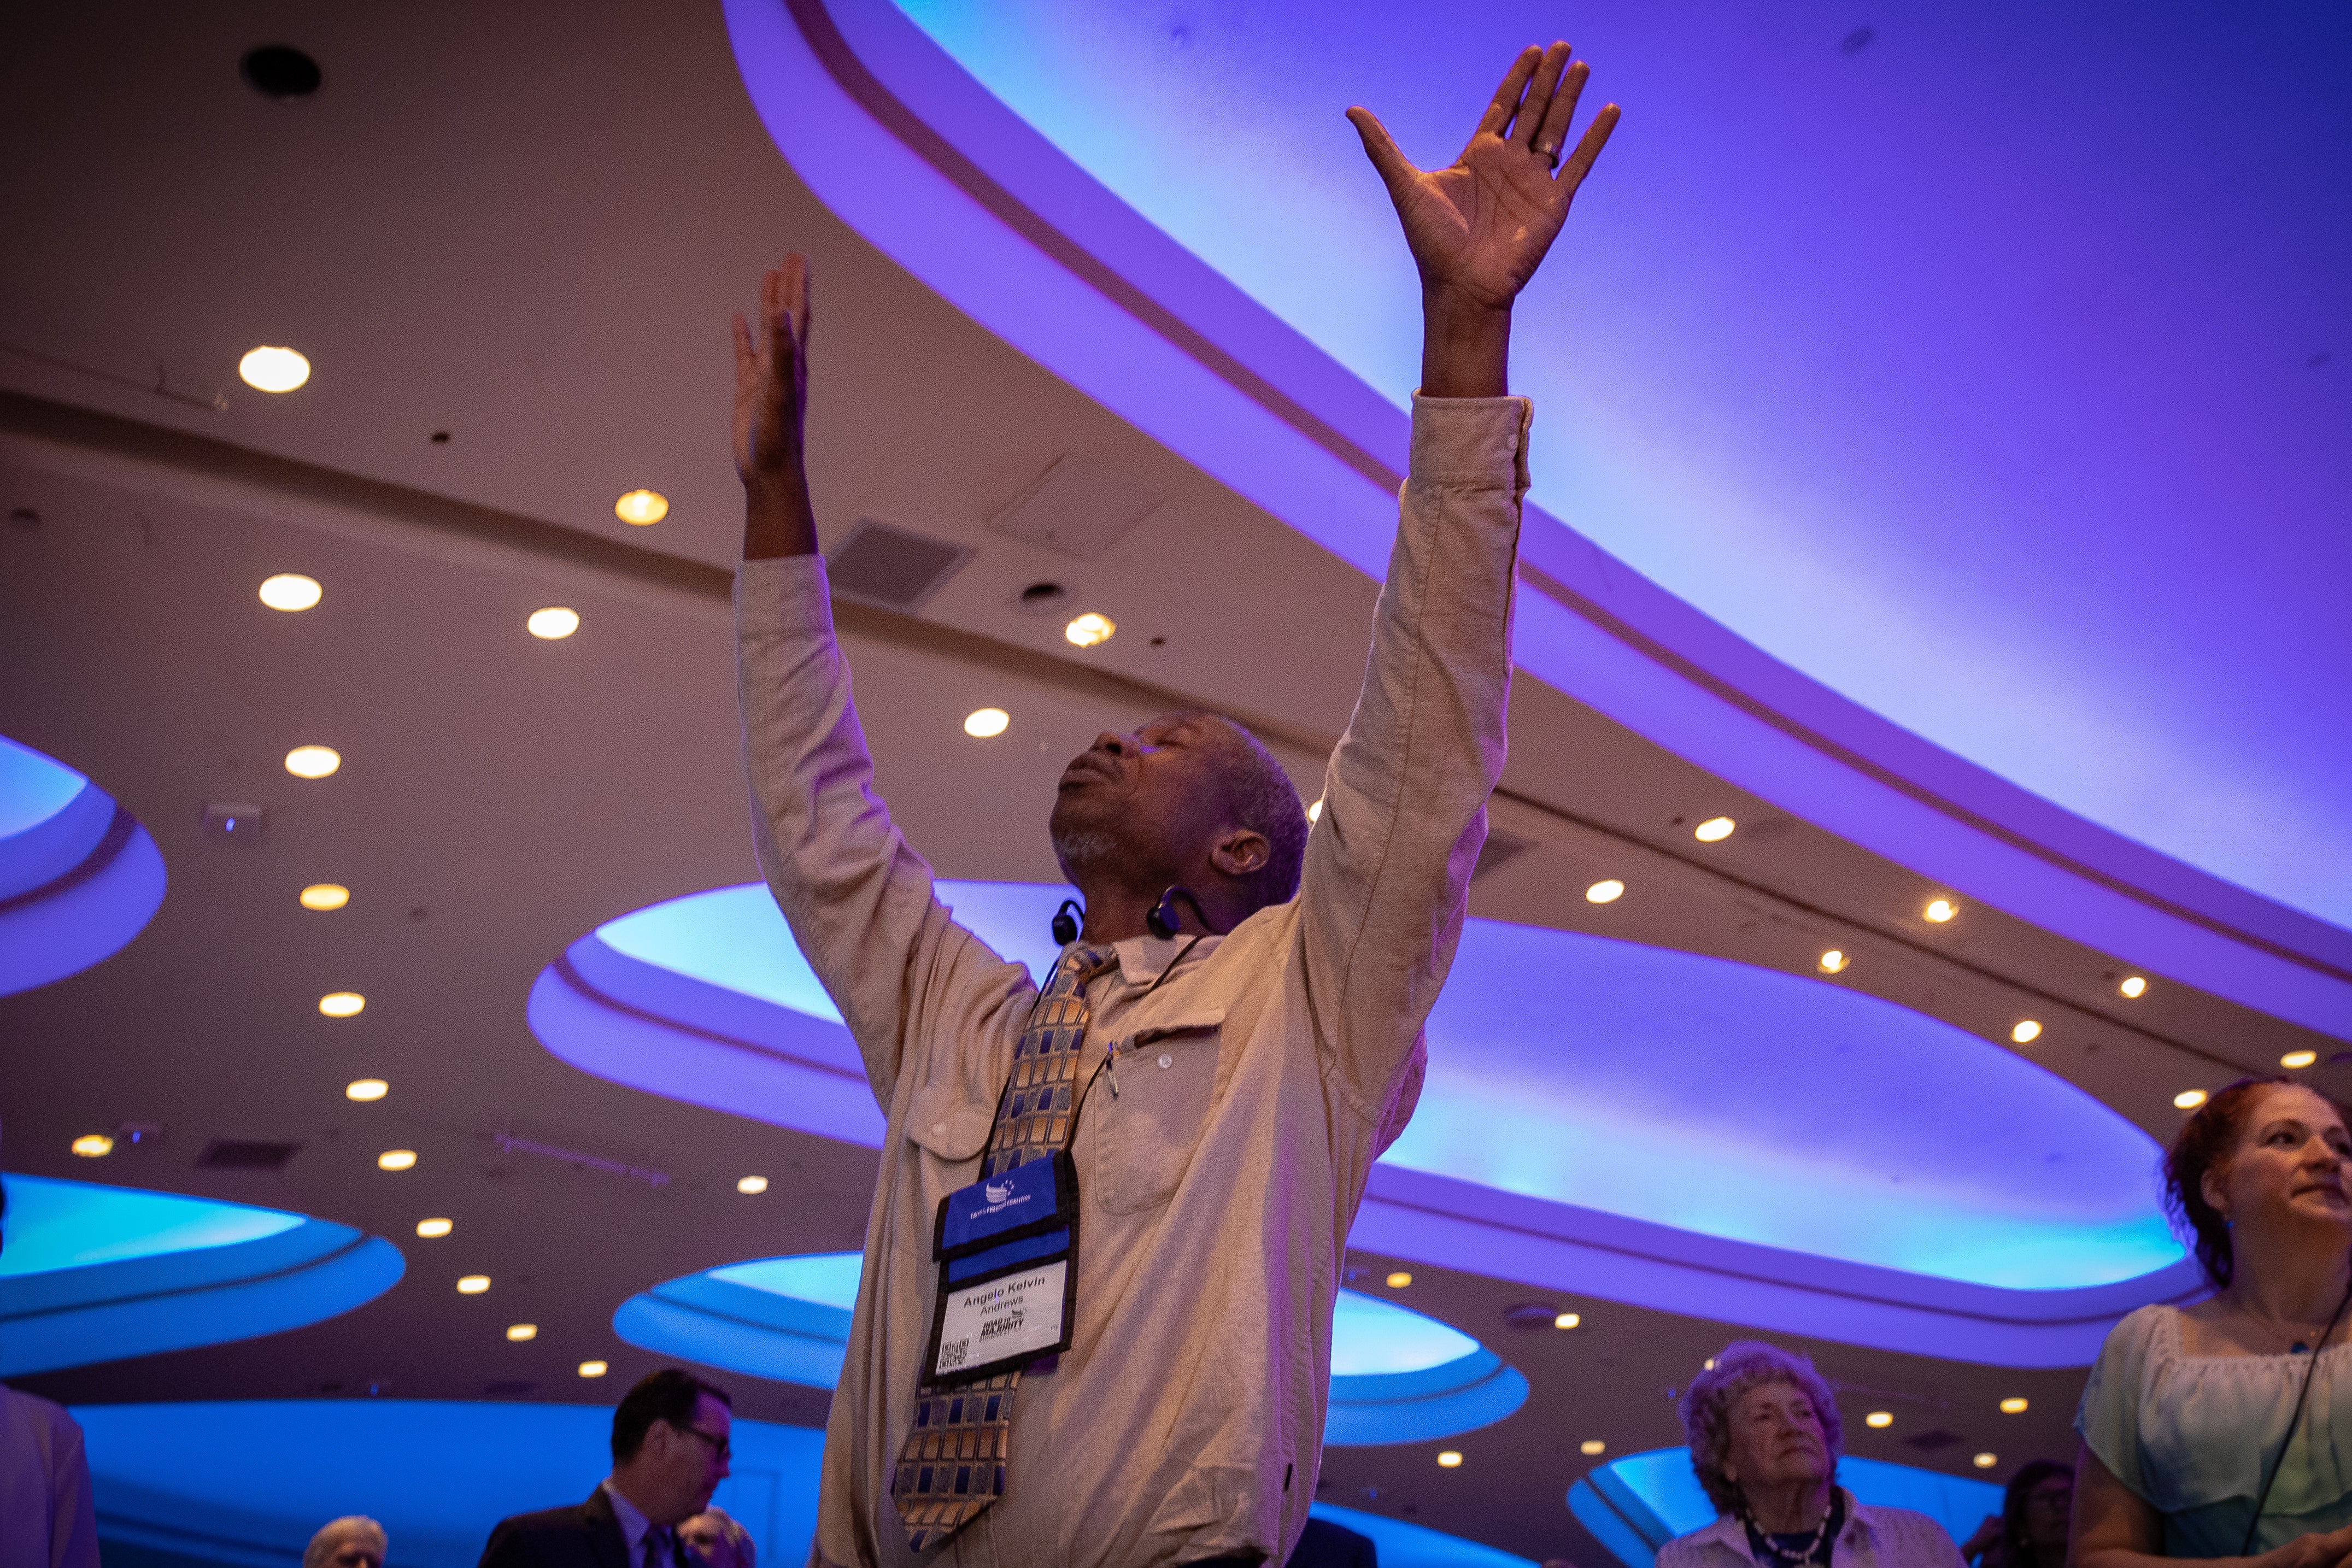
xmin=1047 ymin=710 xmax=1309 ymax=941
xmin=610 ymin=1368 xmax=734 ymax=1526
xmin=679 ymin=1505 xmax=755 ymax=1568
xmin=2165 ymin=1075 xmax=2352 ymax=1292
xmin=303 ymin=1517 xmax=386 ymax=1568
xmin=1680 ymin=1341 xmax=1844 ymax=1526
xmin=1997 ymin=1460 xmax=2072 ymax=1568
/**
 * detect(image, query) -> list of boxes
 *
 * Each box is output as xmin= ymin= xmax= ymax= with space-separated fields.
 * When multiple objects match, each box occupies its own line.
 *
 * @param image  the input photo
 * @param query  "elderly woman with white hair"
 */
xmin=679 ymin=1505 xmax=754 ymax=1568
xmin=303 ymin=1516 xmax=386 ymax=1568
xmin=1657 ymin=1342 xmax=1963 ymax=1568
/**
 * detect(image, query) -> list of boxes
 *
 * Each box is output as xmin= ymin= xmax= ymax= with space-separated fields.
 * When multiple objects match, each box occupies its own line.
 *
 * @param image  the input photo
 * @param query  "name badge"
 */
xmin=924 ymin=1150 xmax=1080 ymax=1384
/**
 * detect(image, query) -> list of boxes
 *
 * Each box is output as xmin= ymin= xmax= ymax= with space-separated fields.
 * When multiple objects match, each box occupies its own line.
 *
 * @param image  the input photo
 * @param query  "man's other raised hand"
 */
xmin=1350 ymin=43 xmax=1618 ymax=398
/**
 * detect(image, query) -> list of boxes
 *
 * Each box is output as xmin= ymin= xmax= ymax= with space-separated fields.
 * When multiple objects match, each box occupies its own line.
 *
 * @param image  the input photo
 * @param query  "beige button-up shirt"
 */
xmin=735 ymin=396 xmax=1530 ymax=1567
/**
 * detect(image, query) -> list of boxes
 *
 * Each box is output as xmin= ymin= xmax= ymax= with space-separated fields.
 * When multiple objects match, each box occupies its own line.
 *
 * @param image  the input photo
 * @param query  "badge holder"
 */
xmin=922 ymin=1148 xmax=1082 ymax=1385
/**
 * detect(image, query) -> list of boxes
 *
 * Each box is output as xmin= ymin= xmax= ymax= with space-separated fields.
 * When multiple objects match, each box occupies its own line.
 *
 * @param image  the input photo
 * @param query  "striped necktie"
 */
xmin=892 ymin=942 xmax=1118 ymax=1552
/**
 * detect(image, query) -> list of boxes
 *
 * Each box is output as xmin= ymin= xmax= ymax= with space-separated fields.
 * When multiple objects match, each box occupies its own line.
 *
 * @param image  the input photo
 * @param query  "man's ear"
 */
xmin=1210 ymin=829 xmax=1270 ymax=879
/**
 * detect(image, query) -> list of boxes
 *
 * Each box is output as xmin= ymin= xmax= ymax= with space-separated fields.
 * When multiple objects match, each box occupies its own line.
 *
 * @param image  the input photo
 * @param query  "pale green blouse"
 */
xmin=2077 ymin=1305 xmax=2352 ymax=1557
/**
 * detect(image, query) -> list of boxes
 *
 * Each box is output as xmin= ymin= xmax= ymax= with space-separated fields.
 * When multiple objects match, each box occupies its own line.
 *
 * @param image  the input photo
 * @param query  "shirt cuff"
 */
xmin=734 ymin=554 xmax=836 ymax=638
xmin=1407 ymin=394 xmax=1533 ymax=493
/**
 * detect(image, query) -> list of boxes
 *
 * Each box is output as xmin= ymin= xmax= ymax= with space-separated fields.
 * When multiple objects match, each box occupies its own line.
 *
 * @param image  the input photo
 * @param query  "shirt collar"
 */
xmin=1108 ymin=931 xmax=1222 ymax=988
xmin=601 ymin=1478 xmax=663 ymax=1563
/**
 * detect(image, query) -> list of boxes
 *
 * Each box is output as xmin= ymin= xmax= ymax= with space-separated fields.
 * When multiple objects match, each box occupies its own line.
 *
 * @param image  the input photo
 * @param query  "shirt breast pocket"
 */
xmin=1096 ymin=1012 xmax=1225 ymax=1216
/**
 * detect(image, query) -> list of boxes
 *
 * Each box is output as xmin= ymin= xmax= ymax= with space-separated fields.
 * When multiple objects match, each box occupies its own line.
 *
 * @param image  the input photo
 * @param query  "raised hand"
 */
xmin=732 ymin=254 xmax=819 ymax=559
xmin=1348 ymin=44 xmax=1617 ymax=396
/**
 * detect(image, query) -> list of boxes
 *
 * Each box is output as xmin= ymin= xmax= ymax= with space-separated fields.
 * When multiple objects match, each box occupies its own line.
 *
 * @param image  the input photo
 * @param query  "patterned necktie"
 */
xmin=893 ymin=942 xmax=1118 ymax=1552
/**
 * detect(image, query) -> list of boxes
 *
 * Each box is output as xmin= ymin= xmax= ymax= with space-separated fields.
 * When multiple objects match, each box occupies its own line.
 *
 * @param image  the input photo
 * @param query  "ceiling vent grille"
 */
xmin=1471 ymin=829 xmax=1535 ymax=882
xmin=1903 ymin=1429 xmax=1961 ymax=1453
xmin=825 ymin=520 xmax=973 ymax=611
xmin=196 ymin=1138 xmax=300 ymax=1170
xmin=988 ymin=453 xmax=1160 ymax=560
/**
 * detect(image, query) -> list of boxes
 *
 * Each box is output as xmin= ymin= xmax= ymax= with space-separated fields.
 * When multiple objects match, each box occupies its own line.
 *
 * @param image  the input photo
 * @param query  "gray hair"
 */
xmin=684 ymin=1506 xmax=755 ymax=1568
xmin=1678 ymin=1341 xmax=1844 ymax=1514
xmin=303 ymin=1517 xmax=387 ymax=1568
xmin=1194 ymin=714 xmax=1307 ymax=914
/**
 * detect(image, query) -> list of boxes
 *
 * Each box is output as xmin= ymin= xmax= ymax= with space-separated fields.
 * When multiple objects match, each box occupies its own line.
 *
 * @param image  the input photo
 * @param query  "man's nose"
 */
xmin=1093 ymin=730 xmax=1140 ymax=756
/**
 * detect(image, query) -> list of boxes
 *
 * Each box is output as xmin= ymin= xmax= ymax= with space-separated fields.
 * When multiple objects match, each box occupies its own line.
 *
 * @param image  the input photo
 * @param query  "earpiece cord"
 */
xmin=2239 ymin=1275 xmax=2352 ymax=1555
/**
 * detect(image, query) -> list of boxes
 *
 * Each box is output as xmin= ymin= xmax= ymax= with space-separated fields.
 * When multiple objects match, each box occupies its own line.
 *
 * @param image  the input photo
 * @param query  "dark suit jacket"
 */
xmin=479 ymin=1487 xmax=629 ymax=1568
xmin=1288 ymin=1517 xmax=1378 ymax=1568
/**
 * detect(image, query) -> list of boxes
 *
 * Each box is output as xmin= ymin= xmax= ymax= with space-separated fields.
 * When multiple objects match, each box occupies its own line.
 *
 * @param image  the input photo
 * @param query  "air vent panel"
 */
xmin=988 ymin=453 xmax=1160 ymax=560
xmin=825 ymin=520 xmax=973 ymax=610
xmin=196 ymin=1138 xmax=301 ymax=1170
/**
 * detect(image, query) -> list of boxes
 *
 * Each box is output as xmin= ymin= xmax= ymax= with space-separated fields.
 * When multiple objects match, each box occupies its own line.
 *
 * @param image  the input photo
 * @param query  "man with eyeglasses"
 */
xmin=480 ymin=1369 xmax=735 ymax=1568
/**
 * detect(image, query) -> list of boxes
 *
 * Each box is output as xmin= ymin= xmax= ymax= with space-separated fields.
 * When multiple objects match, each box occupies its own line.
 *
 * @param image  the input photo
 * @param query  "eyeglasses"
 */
xmin=672 ymin=1422 xmax=731 ymax=1463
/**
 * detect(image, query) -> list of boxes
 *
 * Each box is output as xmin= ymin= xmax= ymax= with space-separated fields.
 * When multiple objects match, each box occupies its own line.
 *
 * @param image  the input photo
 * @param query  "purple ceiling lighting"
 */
xmin=0 ymin=735 xmax=166 ymax=996
xmin=532 ymin=882 xmax=2201 ymax=1365
xmin=719 ymin=0 xmax=2352 ymax=1040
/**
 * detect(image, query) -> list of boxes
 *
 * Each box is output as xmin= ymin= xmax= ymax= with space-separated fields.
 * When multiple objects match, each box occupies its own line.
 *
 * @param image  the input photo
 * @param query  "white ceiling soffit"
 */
xmin=722 ymin=0 xmax=2352 ymax=1041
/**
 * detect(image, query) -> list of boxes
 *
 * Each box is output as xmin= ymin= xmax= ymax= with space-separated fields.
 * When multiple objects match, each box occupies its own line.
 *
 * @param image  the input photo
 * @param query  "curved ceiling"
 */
xmin=0 ymin=1173 xmax=404 ymax=1376
xmin=534 ymin=879 xmax=2197 ymax=1363
xmin=614 ymin=1249 xmax=1528 ymax=1444
xmin=724 ymin=0 xmax=2352 ymax=1037
xmin=0 ymin=734 xmax=166 ymax=995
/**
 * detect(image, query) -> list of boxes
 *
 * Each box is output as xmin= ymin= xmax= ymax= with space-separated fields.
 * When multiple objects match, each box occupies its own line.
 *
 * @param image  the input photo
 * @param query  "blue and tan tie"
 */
xmin=892 ymin=942 xmax=1117 ymax=1553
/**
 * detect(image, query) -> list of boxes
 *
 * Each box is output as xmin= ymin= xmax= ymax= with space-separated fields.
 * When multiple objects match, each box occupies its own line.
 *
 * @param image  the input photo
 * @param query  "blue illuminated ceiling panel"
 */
xmin=1569 ymin=1447 xmax=2001 ymax=1568
xmin=720 ymin=0 xmax=2352 ymax=1038
xmin=0 ymin=1173 xmax=404 ymax=1375
xmin=0 ymin=735 xmax=166 ymax=996
xmin=613 ymin=1250 xmax=1526 ymax=1444
xmin=535 ymin=882 xmax=2200 ymax=1364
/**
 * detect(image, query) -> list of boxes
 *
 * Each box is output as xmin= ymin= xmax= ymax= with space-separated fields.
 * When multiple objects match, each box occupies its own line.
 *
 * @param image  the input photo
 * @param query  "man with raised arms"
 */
xmin=730 ymin=42 xmax=1617 ymax=1567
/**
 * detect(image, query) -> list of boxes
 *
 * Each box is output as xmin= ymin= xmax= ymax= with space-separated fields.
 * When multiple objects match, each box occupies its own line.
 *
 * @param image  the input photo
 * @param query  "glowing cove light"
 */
xmin=614 ymin=1251 xmax=1524 ymax=1444
xmin=0 ymin=734 xmax=168 ymax=996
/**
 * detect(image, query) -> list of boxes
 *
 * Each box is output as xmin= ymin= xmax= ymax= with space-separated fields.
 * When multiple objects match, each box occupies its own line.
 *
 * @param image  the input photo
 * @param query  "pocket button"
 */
xmin=1158 ymin=1053 xmax=1172 ymax=1070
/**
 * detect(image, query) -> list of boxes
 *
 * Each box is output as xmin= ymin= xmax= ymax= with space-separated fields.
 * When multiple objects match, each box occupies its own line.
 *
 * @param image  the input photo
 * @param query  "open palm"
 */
xmin=1350 ymin=43 xmax=1618 ymax=313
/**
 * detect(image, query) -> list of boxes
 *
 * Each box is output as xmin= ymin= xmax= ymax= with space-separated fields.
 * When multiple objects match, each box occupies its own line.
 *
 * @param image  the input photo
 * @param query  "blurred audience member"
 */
xmin=1286 ymin=1515 xmax=1376 ymax=1566
xmin=1958 ymin=1461 xmax=2069 ymax=1568
xmin=0 ymin=1172 xmax=101 ymax=1568
xmin=1658 ymin=1341 xmax=1963 ymax=1568
xmin=304 ymin=1516 xmax=388 ymax=1568
xmin=679 ymin=1505 xmax=754 ymax=1568
xmin=480 ymin=1369 xmax=732 ymax=1568
xmin=2075 ymin=1078 xmax=2352 ymax=1567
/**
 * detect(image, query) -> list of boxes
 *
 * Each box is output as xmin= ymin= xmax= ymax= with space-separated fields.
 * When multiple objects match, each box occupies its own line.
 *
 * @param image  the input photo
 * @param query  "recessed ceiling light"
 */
xmin=2283 ymin=1050 xmax=2318 ymax=1070
xmin=239 ymin=346 xmax=311 ymax=394
xmin=1693 ymin=817 xmax=1734 ymax=842
xmin=578 ymin=1360 xmax=608 ymax=1378
xmin=615 ymin=490 xmax=669 ymax=526
xmin=299 ymin=883 xmax=350 ymax=911
xmin=1436 ymin=1450 xmax=1463 ymax=1469
xmin=737 ymin=1175 xmax=769 ymax=1195
xmin=457 ymin=1275 xmax=490 ymax=1294
xmin=284 ymin=745 xmax=341 ymax=779
xmin=1974 ymin=1452 xmax=1997 ymax=1469
xmin=1865 ymin=1411 xmax=1893 ymax=1429
xmin=416 ymin=1218 xmax=453 ymax=1238
xmin=72 ymin=1134 xmax=114 ymax=1158
xmin=1580 ymin=1439 xmax=1606 ymax=1455
xmin=2175 ymin=1089 xmax=2209 ymax=1110
xmin=506 ymin=1323 xmax=537 ymax=1342
xmin=2119 ymin=976 xmax=2148 ymax=999
xmin=2011 ymin=1020 xmax=2043 ymax=1044
xmin=963 ymin=707 xmax=1010 ymax=739
xmin=1999 ymin=1397 xmax=2028 ymax=1414
xmin=1585 ymin=879 xmax=1625 ymax=904
xmin=1385 ymin=1271 xmax=1412 ymax=1288
xmin=1307 ymin=798 xmax=1324 ymax=824
xmin=1064 ymin=612 xmax=1116 ymax=648
xmin=526 ymin=607 xmax=580 ymax=640
xmin=377 ymin=1148 xmax=417 ymax=1171
xmin=1818 ymin=950 xmax=1850 ymax=973
xmin=1924 ymin=898 xmax=1956 ymax=923
xmin=319 ymin=991 xmax=365 ymax=1018
xmin=259 ymin=573 xmax=322 ymax=611
xmin=345 ymin=1078 xmax=388 ymax=1102
xmin=1554 ymin=1312 xmax=1580 ymax=1330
